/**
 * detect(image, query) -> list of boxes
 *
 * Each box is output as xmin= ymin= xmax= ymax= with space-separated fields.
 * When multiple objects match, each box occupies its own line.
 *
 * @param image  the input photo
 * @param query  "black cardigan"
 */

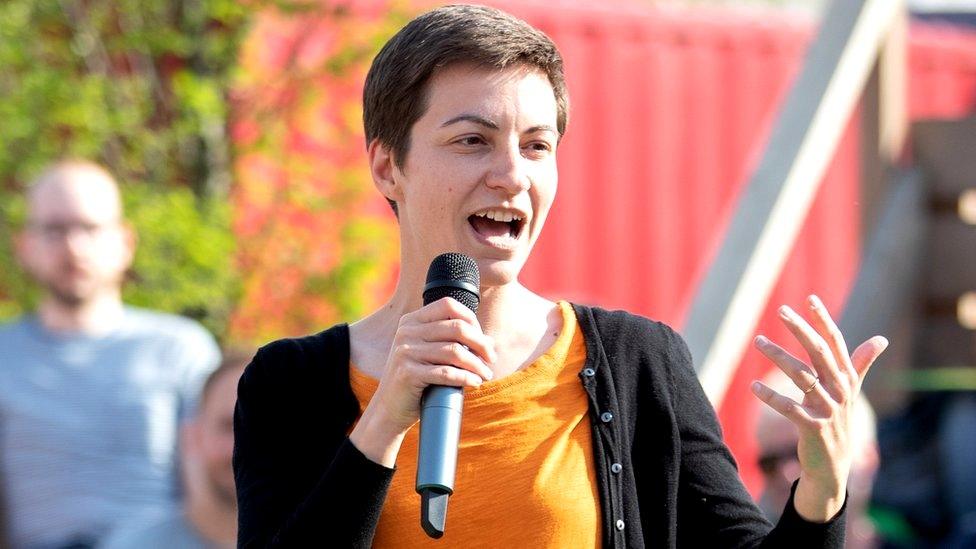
xmin=233 ymin=303 xmax=846 ymax=548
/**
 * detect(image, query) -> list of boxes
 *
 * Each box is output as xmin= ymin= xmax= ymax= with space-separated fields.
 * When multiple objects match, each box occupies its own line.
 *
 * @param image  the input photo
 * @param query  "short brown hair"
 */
xmin=363 ymin=4 xmax=569 ymax=214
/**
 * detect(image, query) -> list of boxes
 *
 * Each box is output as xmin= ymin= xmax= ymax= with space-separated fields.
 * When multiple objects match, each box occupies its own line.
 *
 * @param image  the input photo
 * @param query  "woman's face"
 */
xmin=381 ymin=63 xmax=560 ymax=288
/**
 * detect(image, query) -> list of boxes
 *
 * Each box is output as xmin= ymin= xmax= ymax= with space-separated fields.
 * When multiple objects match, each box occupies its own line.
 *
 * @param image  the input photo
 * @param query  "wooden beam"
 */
xmin=682 ymin=0 xmax=906 ymax=407
xmin=879 ymin=8 xmax=908 ymax=162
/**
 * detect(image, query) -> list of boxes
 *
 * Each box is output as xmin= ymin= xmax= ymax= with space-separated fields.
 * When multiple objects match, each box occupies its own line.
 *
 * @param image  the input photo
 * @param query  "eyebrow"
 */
xmin=441 ymin=114 xmax=498 ymax=130
xmin=525 ymin=124 xmax=558 ymax=135
xmin=440 ymin=115 xmax=558 ymax=136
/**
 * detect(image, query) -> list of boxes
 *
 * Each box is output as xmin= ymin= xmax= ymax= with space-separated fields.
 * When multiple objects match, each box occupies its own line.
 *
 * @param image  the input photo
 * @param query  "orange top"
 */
xmin=349 ymin=301 xmax=601 ymax=548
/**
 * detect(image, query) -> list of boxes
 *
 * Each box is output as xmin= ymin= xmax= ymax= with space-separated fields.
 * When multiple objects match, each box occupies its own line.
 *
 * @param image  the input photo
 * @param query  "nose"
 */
xmin=63 ymin=229 xmax=95 ymax=259
xmin=485 ymin=140 xmax=530 ymax=195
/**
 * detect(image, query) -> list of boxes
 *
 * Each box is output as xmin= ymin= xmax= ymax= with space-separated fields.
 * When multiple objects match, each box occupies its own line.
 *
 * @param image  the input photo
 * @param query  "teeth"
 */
xmin=476 ymin=210 xmax=523 ymax=223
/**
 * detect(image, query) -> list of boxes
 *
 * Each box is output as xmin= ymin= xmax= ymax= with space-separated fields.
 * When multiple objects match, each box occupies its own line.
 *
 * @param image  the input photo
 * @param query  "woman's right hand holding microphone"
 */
xmin=350 ymin=297 xmax=496 ymax=467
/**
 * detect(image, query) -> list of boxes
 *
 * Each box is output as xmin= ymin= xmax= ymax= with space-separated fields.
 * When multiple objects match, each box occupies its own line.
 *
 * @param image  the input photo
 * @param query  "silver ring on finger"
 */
xmin=803 ymin=376 xmax=820 ymax=394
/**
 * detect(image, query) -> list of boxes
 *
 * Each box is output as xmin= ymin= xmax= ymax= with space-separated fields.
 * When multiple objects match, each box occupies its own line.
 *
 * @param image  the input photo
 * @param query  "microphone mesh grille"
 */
xmin=423 ymin=253 xmax=480 ymax=312
xmin=424 ymin=285 xmax=479 ymax=312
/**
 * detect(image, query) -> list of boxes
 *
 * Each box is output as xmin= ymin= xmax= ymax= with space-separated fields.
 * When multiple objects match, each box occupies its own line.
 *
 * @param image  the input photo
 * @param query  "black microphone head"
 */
xmin=423 ymin=253 xmax=480 ymax=312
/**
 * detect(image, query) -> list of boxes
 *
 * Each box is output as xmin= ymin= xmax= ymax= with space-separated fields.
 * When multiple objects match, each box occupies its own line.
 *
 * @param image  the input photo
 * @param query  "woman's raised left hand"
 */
xmin=751 ymin=294 xmax=888 ymax=522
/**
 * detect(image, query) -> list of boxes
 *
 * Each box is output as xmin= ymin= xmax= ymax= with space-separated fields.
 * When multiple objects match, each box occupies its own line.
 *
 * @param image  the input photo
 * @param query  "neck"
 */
xmin=378 ymin=267 xmax=533 ymax=340
xmin=353 ymin=262 xmax=559 ymax=380
xmin=37 ymin=291 xmax=124 ymax=335
xmin=185 ymin=489 xmax=237 ymax=546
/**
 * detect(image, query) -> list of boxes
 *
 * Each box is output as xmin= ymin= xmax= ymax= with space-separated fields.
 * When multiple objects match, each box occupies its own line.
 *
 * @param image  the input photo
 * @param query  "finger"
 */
xmin=411 ymin=318 xmax=497 ymax=365
xmin=389 ymin=341 xmax=484 ymax=381
xmin=754 ymin=335 xmax=830 ymax=404
xmin=751 ymin=380 xmax=815 ymax=427
xmin=415 ymin=297 xmax=481 ymax=326
xmin=411 ymin=341 xmax=494 ymax=382
xmin=850 ymin=335 xmax=888 ymax=383
xmin=805 ymin=295 xmax=858 ymax=382
xmin=778 ymin=305 xmax=846 ymax=401
xmin=410 ymin=362 xmax=485 ymax=388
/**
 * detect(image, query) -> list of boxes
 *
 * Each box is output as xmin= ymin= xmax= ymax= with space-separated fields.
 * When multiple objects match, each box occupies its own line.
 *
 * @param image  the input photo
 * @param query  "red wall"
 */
xmin=909 ymin=22 xmax=976 ymax=119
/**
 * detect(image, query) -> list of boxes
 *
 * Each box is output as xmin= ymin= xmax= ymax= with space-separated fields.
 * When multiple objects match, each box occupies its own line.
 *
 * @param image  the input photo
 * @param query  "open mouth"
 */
xmin=468 ymin=210 xmax=525 ymax=241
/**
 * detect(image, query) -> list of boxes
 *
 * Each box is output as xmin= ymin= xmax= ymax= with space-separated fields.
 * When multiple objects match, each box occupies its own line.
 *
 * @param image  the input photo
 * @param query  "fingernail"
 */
xmin=809 ymin=295 xmax=823 ymax=310
xmin=751 ymin=381 xmax=763 ymax=393
xmin=778 ymin=305 xmax=792 ymax=319
xmin=755 ymin=335 xmax=768 ymax=346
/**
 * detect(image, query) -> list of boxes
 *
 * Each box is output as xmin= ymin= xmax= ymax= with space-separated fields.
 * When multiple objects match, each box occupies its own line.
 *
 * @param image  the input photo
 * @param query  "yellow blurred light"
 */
xmin=959 ymin=292 xmax=976 ymax=330
xmin=960 ymin=189 xmax=976 ymax=225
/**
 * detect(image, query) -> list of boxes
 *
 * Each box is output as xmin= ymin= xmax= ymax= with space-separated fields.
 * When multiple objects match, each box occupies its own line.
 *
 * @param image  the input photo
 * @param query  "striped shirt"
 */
xmin=0 ymin=307 xmax=219 ymax=548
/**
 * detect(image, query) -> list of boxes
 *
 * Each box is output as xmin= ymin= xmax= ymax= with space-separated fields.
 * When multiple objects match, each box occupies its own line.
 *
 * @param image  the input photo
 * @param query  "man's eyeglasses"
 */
xmin=27 ymin=221 xmax=119 ymax=241
xmin=757 ymin=448 xmax=799 ymax=475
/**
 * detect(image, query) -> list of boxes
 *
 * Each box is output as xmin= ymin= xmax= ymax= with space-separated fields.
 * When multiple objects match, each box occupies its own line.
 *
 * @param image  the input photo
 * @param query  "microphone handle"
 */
xmin=417 ymin=384 xmax=464 ymax=538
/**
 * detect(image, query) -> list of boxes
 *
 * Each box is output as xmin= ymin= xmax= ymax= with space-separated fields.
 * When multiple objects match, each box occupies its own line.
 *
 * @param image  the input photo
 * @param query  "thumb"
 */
xmin=851 ymin=335 xmax=888 ymax=382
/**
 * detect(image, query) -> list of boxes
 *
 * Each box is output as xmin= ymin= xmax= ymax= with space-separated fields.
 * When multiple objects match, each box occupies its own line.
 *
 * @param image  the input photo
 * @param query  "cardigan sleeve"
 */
xmin=665 ymin=327 xmax=847 ymax=548
xmin=233 ymin=339 xmax=395 ymax=548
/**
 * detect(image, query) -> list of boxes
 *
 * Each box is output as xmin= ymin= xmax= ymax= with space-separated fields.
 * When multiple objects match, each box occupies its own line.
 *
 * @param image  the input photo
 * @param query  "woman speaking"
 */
xmin=232 ymin=5 xmax=889 ymax=547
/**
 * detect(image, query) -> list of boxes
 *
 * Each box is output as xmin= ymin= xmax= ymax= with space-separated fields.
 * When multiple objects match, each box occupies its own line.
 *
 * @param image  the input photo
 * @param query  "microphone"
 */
xmin=417 ymin=252 xmax=480 ymax=539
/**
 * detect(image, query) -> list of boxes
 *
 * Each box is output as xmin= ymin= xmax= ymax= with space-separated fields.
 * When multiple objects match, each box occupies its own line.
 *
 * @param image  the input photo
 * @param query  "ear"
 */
xmin=12 ymin=230 xmax=30 ymax=269
xmin=368 ymin=139 xmax=403 ymax=205
xmin=119 ymin=222 xmax=137 ymax=267
xmin=181 ymin=421 xmax=200 ymax=458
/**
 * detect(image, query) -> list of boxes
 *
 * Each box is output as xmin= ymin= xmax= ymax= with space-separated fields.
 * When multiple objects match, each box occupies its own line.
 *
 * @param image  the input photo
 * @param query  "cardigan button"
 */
xmin=582 ymin=368 xmax=595 ymax=377
xmin=616 ymin=519 xmax=625 ymax=531
xmin=601 ymin=412 xmax=613 ymax=423
xmin=611 ymin=463 xmax=623 ymax=474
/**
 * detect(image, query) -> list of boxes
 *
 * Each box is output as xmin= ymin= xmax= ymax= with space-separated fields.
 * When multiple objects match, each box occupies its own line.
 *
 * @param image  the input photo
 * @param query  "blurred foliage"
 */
xmin=0 ymin=197 xmax=32 ymax=321
xmin=227 ymin=3 xmax=406 ymax=342
xmin=0 ymin=0 xmax=408 ymax=343
xmin=122 ymin=186 xmax=239 ymax=337
xmin=0 ymin=0 xmax=254 ymax=339
xmin=0 ymin=0 xmax=251 ymax=195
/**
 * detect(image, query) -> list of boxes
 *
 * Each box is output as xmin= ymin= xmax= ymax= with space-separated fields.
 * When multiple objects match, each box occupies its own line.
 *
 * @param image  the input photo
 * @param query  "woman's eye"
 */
xmin=457 ymin=136 xmax=485 ymax=146
xmin=525 ymin=141 xmax=553 ymax=154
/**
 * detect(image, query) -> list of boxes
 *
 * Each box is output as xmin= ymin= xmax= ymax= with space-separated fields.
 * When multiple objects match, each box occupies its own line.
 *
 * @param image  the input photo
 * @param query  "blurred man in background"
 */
xmin=102 ymin=350 xmax=249 ymax=549
xmin=0 ymin=160 xmax=220 ymax=548
xmin=756 ymin=368 xmax=880 ymax=549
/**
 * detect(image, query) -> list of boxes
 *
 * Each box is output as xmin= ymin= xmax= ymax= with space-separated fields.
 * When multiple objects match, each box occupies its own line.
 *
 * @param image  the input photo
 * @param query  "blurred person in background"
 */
xmin=863 ymin=333 xmax=976 ymax=548
xmin=756 ymin=368 xmax=880 ymax=549
xmin=939 ymin=389 xmax=976 ymax=547
xmin=0 ymin=160 xmax=220 ymax=549
xmin=102 ymin=350 xmax=250 ymax=549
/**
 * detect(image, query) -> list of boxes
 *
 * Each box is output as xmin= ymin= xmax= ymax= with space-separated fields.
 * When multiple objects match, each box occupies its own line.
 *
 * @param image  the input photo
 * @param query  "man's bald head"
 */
xmin=15 ymin=160 xmax=134 ymax=308
xmin=26 ymin=160 xmax=124 ymax=224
